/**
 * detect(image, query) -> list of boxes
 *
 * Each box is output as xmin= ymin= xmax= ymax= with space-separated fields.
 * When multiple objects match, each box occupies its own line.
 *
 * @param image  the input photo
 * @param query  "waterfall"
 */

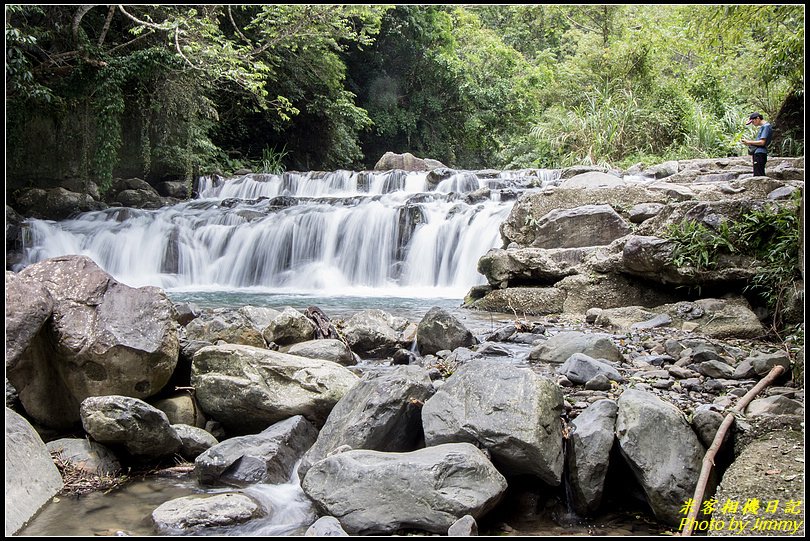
xmin=18 ymin=169 xmax=559 ymax=298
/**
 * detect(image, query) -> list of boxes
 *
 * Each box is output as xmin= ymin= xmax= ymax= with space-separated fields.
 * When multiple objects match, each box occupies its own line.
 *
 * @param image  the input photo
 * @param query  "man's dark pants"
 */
xmin=753 ymin=153 xmax=767 ymax=176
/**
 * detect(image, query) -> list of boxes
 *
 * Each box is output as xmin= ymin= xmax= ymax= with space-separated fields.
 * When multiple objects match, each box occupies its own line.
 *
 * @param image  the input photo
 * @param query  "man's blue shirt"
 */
xmin=754 ymin=122 xmax=773 ymax=155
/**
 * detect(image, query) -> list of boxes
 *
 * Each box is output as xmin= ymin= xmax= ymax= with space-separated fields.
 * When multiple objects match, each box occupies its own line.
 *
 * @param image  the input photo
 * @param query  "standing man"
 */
xmin=741 ymin=112 xmax=773 ymax=177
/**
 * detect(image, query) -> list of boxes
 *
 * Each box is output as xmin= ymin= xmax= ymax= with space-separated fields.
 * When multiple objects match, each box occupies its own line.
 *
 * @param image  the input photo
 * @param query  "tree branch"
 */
xmin=107 ymin=30 xmax=154 ymax=55
xmin=175 ymin=27 xmax=202 ymax=70
xmin=72 ymin=5 xmax=97 ymax=45
xmin=98 ymin=5 xmax=116 ymax=46
xmin=117 ymin=4 xmax=168 ymax=31
xmin=227 ymin=6 xmax=252 ymax=46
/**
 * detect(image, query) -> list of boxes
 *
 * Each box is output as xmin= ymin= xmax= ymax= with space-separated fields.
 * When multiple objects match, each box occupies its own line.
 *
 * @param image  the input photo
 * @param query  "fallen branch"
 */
xmin=680 ymin=364 xmax=786 ymax=536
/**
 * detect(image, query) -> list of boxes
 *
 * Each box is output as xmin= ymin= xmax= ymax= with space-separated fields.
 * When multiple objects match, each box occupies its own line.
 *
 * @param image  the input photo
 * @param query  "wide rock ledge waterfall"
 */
xmin=19 ymin=169 xmax=559 ymax=305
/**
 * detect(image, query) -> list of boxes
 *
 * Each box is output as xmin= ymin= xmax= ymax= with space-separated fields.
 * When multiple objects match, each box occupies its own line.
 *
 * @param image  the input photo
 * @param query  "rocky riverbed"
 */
xmin=5 ymin=260 xmax=805 ymax=535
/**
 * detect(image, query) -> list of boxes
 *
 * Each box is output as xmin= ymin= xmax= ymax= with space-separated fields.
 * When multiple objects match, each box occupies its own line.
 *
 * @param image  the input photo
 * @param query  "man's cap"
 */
xmin=746 ymin=112 xmax=763 ymax=125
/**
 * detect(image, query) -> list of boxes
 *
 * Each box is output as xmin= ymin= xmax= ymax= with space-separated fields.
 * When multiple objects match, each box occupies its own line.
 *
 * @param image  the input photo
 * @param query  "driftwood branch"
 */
xmin=680 ymin=364 xmax=786 ymax=536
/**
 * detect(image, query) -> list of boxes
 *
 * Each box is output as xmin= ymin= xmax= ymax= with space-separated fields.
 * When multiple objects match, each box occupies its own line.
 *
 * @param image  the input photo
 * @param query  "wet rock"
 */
xmin=4 ymin=271 xmax=53 ymax=369
xmin=616 ymin=389 xmax=705 ymax=526
xmin=298 ymin=365 xmax=434 ymax=481
xmin=416 ymin=307 xmax=476 ymax=356
xmin=80 ymin=395 xmax=181 ymax=458
xmin=196 ymin=415 xmax=317 ymax=486
xmin=10 ymin=256 xmax=179 ymax=429
xmin=341 ymin=309 xmax=412 ymax=357
xmin=5 ymin=408 xmax=65 ymax=536
xmin=191 ymin=344 xmax=358 ymax=433
xmin=301 ymin=443 xmax=506 ymax=535
xmin=567 ymin=399 xmax=618 ymax=515
xmin=262 ymin=307 xmax=317 ymax=346
xmin=422 ymin=360 xmax=563 ymax=484
xmin=152 ymin=493 xmax=264 ymax=534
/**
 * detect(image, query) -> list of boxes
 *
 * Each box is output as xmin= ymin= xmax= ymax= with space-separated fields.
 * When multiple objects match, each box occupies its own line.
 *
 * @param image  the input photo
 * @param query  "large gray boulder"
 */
xmin=9 ymin=255 xmax=179 ymax=429
xmin=530 ymin=204 xmax=631 ymax=249
xmin=566 ymin=400 xmax=618 ymax=516
xmin=184 ymin=306 xmax=274 ymax=348
xmin=195 ymin=415 xmax=317 ymax=486
xmin=422 ymin=360 xmax=564 ymax=484
xmin=476 ymin=247 xmax=577 ymax=289
xmin=373 ymin=152 xmax=444 ymax=172
xmin=262 ymin=307 xmax=316 ymax=346
xmin=500 ymin=185 xmax=668 ymax=247
xmin=301 ymin=443 xmax=507 ymax=535
xmin=45 ymin=437 xmax=121 ymax=476
xmin=287 ymin=339 xmax=356 ymax=366
xmin=152 ymin=493 xmax=265 ymax=534
xmin=191 ymin=344 xmax=359 ymax=433
xmin=5 ymin=408 xmax=65 ymax=536
xmin=340 ymin=309 xmax=413 ymax=357
xmin=4 ymin=271 xmax=53 ymax=368
xmin=557 ymin=353 xmax=624 ymax=385
xmin=416 ymin=307 xmax=476 ymax=356
xmin=616 ymin=389 xmax=705 ymax=525
xmin=528 ymin=331 xmax=623 ymax=364
xmin=80 ymin=395 xmax=182 ymax=458
xmin=298 ymin=365 xmax=434 ymax=480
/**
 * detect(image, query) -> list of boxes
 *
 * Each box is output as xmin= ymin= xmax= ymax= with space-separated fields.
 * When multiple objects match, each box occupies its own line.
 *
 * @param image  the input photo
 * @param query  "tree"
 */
xmin=5 ymin=4 xmax=385 ymax=188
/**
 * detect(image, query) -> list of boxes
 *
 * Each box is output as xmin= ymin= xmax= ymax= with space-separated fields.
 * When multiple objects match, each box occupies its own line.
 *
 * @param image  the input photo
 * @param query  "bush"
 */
xmin=664 ymin=191 xmax=802 ymax=331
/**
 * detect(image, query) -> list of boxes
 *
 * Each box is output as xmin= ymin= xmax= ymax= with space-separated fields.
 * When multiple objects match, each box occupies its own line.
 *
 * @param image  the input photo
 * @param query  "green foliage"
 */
xmin=664 ymin=191 xmax=802 ymax=329
xmin=729 ymin=193 xmax=802 ymax=320
xmin=258 ymin=145 xmax=289 ymax=175
xmin=665 ymin=220 xmax=734 ymax=271
xmin=4 ymin=4 xmax=804 ymax=185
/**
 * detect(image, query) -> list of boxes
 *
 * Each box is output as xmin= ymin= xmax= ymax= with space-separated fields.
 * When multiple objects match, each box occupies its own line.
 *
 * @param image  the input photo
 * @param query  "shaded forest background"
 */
xmin=5 ymin=5 xmax=804 ymax=193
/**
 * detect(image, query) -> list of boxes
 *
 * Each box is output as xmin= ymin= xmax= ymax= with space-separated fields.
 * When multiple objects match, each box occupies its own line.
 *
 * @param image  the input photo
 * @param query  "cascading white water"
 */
xmin=19 ymin=168 xmax=559 ymax=298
